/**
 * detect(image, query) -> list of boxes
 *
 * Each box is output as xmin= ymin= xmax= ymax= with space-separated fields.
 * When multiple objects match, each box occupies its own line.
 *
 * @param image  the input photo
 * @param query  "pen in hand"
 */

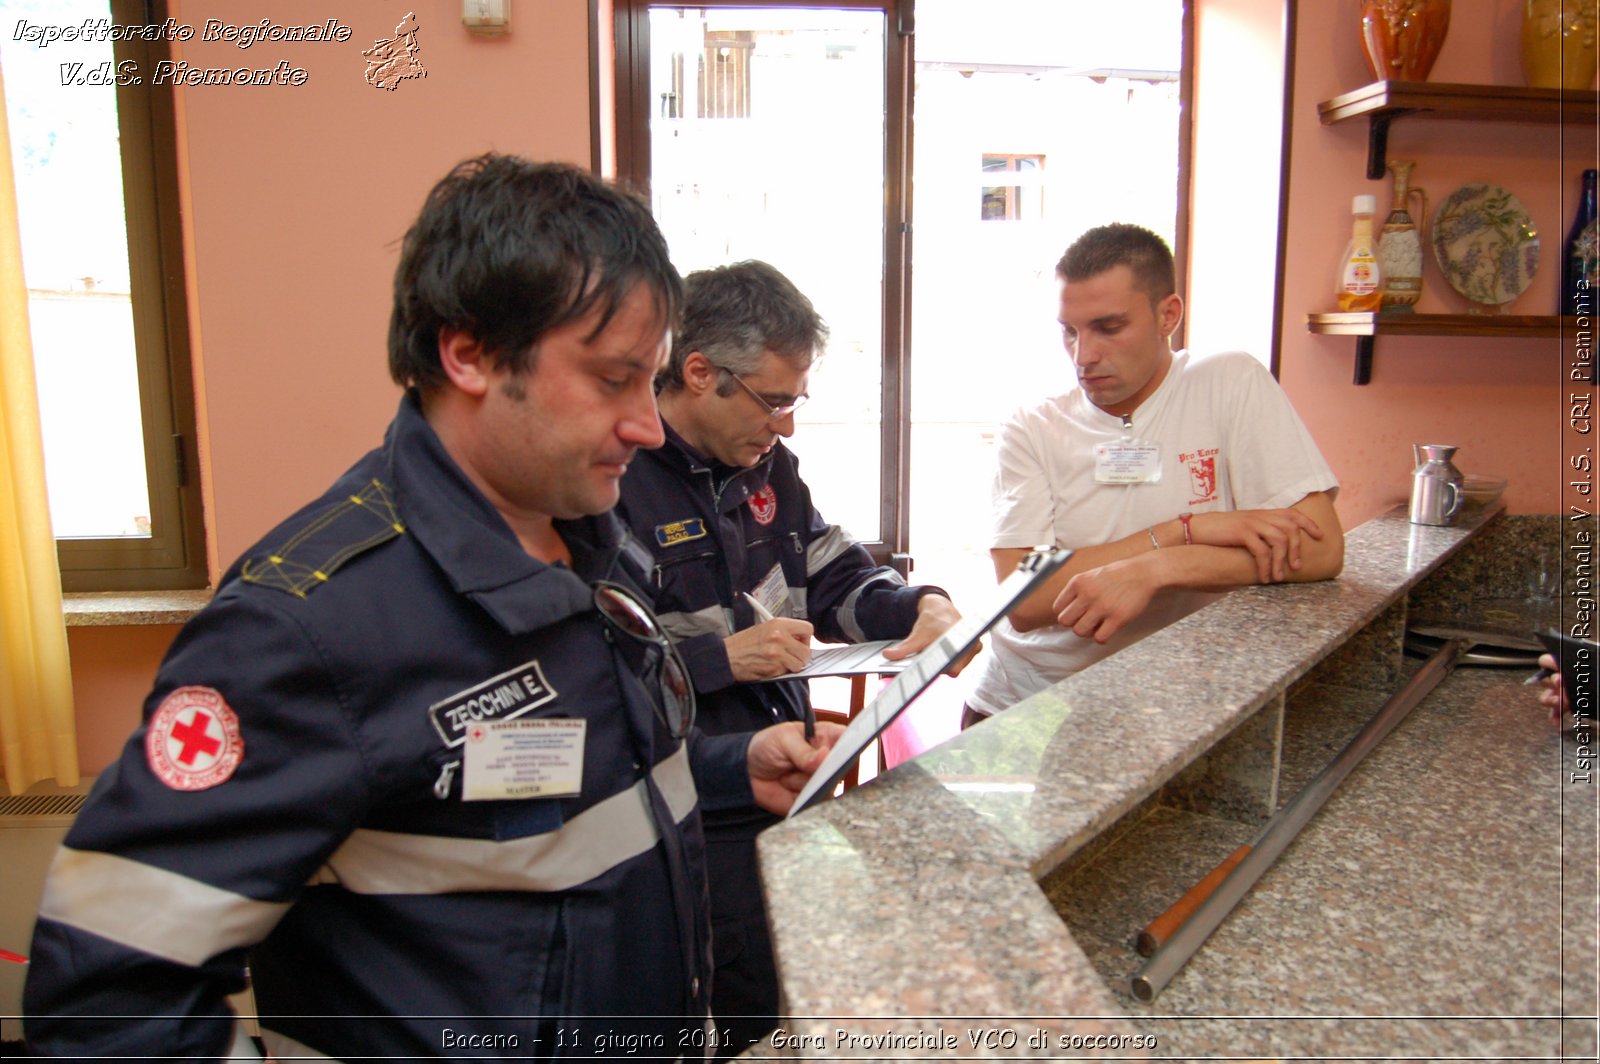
xmin=742 ymin=591 xmax=775 ymax=624
xmin=742 ymin=593 xmax=815 ymax=742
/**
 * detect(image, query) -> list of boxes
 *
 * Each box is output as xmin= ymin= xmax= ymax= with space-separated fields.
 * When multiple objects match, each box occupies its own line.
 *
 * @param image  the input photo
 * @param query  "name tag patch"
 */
xmin=1094 ymin=441 xmax=1163 ymax=484
xmin=429 ymin=659 xmax=557 ymax=748
xmin=463 ymin=718 xmax=586 ymax=801
xmin=752 ymin=563 xmax=789 ymax=618
xmin=655 ymin=518 xmax=708 ymax=548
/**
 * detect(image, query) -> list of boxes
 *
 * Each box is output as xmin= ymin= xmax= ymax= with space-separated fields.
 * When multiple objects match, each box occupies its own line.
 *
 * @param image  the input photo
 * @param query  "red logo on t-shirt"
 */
xmin=1187 ymin=455 xmax=1218 ymax=503
xmin=749 ymin=485 xmax=778 ymax=526
xmin=145 ymin=686 xmax=244 ymax=791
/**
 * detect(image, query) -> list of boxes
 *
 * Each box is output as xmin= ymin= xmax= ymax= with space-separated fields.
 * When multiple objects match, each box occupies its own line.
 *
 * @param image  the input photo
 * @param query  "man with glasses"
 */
xmin=24 ymin=158 xmax=838 ymax=1060
xmin=615 ymin=259 xmax=969 ymax=1056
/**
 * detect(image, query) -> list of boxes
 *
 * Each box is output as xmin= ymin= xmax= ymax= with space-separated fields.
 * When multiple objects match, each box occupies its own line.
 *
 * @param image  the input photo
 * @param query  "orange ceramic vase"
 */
xmin=1360 ymin=0 xmax=1452 ymax=82
xmin=1520 ymin=0 xmax=1599 ymax=89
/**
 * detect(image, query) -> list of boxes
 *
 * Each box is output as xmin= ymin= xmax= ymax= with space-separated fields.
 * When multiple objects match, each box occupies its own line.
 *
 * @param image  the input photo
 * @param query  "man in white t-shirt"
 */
xmin=964 ymin=223 xmax=1344 ymax=725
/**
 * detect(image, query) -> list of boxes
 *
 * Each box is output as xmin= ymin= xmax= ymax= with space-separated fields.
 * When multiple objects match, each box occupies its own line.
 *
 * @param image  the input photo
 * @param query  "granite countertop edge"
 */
xmin=755 ymin=505 xmax=1505 ymax=1033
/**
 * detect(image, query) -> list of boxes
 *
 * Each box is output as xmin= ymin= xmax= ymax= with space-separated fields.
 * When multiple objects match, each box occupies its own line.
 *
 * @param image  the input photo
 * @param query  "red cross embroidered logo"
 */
xmin=145 ymin=686 xmax=244 ymax=791
xmin=748 ymin=485 xmax=778 ymax=526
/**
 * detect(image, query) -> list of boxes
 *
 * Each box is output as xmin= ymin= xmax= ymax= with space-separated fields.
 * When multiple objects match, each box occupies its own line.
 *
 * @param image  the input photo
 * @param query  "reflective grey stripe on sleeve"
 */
xmin=835 ymin=572 xmax=903 ymax=643
xmin=803 ymin=525 xmax=859 ymax=577
xmin=620 ymin=531 xmax=656 ymax=576
xmin=37 ymin=848 xmax=293 ymax=968
xmin=308 ymin=743 xmax=698 ymax=895
xmin=658 ymin=603 xmax=731 ymax=641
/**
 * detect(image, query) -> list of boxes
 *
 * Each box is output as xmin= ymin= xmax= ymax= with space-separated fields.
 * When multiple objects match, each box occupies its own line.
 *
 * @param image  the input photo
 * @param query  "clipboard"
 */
xmin=786 ymin=547 xmax=1073 ymax=816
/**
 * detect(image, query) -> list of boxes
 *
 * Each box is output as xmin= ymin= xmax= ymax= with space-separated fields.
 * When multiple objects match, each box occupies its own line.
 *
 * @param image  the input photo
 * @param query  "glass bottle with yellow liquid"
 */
xmin=1338 ymin=194 xmax=1383 ymax=312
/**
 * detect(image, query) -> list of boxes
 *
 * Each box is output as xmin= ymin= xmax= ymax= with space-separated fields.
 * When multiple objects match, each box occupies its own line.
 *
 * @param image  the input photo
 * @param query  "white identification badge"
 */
xmin=1094 ymin=441 xmax=1163 ymax=484
xmin=462 ymin=718 xmax=585 ymax=801
xmin=753 ymin=563 xmax=789 ymax=618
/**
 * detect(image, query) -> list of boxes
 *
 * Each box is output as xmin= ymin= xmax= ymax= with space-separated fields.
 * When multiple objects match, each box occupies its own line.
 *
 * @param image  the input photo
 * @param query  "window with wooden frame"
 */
xmin=609 ymin=0 xmax=913 ymax=567
xmin=1 ymin=0 xmax=205 ymax=591
xmin=604 ymin=0 xmax=1190 ymax=590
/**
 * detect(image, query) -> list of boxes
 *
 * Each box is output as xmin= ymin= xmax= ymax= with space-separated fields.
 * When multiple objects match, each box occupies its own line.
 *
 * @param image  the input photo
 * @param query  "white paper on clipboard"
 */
xmin=786 ymin=547 xmax=1073 ymax=817
xmin=741 ymin=594 xmax=910 ymax=680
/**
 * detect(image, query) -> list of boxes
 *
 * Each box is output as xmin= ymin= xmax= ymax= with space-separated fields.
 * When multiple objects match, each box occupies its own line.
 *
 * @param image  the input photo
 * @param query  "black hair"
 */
xmin=388 ymin=154 xmax=682 ymax=390
xmin=1056 ymin=223 xmax=1177 ymax=303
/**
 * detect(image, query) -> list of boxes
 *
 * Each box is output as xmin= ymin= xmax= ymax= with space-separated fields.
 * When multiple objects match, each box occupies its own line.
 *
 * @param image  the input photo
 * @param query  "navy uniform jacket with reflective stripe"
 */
xmin=614 ymin=425 xmax=937 ymax=739
xmin=23 ymin=394 xmax=752 ymax=1060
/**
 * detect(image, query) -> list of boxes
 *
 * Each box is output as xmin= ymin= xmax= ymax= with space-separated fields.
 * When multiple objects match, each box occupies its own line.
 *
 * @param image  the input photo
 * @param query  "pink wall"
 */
xmin=70 ymin=2 xmax=595 ymax=775
xmin=175 ymin=0 xmax=594 ymax=566
xmin=66 ymin=625 xmax=185 ymax=772
xmin=1277 ymin=2 xmax=1591 ymax=523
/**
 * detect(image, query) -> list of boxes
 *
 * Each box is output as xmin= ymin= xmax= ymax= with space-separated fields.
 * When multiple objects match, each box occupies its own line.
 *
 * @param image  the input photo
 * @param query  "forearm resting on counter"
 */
xmin=997 ymin=492 xmax=1344 ymax=633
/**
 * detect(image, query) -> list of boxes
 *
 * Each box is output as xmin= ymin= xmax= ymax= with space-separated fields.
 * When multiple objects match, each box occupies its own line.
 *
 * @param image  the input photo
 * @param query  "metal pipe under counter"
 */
xmin=1051 ymin=636 xmax=1591 ymax=1059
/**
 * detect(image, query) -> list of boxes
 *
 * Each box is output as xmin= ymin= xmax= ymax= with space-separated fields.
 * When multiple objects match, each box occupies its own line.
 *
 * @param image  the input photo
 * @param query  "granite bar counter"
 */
xmin=755 ymin=507 xmax=1598 ymax=1059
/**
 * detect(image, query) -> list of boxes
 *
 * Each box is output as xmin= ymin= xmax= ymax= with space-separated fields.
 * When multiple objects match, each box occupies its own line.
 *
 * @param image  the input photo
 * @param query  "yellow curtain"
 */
xmin=0 ymin=64 xmax=79 ymax=796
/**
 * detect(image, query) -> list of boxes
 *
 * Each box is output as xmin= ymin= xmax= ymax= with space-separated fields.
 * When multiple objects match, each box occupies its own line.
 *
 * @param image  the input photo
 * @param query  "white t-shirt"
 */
xmin=967 ymin=350 xmax=1339 ymax=715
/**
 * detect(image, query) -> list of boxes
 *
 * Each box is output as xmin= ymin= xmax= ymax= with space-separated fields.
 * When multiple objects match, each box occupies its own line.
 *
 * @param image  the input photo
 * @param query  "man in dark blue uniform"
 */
xmin=614 ymin=260 xmax=972 ymax=1056
xmin=23 ymin=157 xmax=838 ymax=1060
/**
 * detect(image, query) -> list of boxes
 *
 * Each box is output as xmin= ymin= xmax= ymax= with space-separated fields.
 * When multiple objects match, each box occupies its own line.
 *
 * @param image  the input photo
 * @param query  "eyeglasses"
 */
xmin=593 ymin=581 xmax=696 ymax=740
xmin=721 ymin=368 xmax=809 ymax=422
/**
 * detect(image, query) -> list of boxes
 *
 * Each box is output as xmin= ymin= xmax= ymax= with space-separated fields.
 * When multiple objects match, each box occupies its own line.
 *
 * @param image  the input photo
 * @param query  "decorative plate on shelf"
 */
xmin=1430 ymin=183 xmax=1541 ymax=308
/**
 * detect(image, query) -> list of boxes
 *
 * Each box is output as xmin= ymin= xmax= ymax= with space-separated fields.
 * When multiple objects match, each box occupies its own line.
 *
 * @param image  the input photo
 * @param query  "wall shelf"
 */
xmin=1314 ymin=80 xmax=1594 ymax=383
xmin=1306 ymin=312 xmax=1578 ymax=384
xmin=1317 ymin=81 xmax=1600 ymax=179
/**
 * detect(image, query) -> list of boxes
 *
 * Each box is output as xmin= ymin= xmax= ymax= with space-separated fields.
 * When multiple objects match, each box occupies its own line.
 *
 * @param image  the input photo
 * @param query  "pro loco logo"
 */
xmin=1181 ymin=448 xmax=1221 ymax=505
xmin=748 ymin=485 xmax=778 ymax=526
xmin=145 ymin=686 xmax=244 ymax=791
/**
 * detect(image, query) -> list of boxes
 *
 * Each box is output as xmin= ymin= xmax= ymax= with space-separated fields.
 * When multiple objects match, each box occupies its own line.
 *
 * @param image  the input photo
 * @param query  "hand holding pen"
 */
xmin=738 ymin=592 xmax=817 ymax=740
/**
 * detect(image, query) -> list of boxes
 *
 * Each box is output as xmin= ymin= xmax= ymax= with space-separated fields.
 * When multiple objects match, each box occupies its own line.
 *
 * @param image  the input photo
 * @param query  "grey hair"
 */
xmin=659 ymin=260 xmax=827 ymax=391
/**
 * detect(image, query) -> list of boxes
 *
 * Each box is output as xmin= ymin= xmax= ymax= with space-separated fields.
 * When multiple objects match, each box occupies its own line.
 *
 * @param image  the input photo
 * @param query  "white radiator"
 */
xmin=0 ymin=779 xmax=91 ymax=1043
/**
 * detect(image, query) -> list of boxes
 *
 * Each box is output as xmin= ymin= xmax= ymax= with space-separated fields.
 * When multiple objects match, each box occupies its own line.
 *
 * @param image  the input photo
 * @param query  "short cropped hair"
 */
xmin=388 ymin=154 xmax=682 ymax=391
xmin=1056 ymin=223 xmax=1177 ymax=304
xmin=659 ymin=260 xmax=828 ymax=391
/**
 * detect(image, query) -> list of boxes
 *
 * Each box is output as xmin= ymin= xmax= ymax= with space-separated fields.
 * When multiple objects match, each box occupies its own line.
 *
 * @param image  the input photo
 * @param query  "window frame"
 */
xmin=609 ymin=0 xmax=914 ymax=569
xmin=603 ymin=0 xmax=1194 ymax=567
xmin=40 ymin=0 xmax=206 ymax=591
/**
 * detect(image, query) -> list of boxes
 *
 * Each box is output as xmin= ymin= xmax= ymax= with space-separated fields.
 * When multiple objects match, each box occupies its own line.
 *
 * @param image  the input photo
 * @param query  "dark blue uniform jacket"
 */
xmin=615 ymin=426 xmax=941 ymax=835
xmin=24 ymin=395 xmax=751 ymax=1059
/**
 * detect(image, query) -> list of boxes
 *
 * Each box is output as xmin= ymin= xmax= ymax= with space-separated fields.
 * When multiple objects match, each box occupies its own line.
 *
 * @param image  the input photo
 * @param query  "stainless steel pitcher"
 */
xmin=1409 ymin=444 xmax=1464 ymax=526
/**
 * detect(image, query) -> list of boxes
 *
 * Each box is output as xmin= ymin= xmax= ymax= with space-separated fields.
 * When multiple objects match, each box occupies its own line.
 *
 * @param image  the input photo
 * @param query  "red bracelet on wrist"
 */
xmin=1179 ymin=512 xmax=1194 ymax=545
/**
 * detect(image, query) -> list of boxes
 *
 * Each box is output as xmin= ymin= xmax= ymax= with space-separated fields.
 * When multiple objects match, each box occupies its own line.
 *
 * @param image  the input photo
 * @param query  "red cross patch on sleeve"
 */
xmin=145 ymin=686 xmax=245 ymax=791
